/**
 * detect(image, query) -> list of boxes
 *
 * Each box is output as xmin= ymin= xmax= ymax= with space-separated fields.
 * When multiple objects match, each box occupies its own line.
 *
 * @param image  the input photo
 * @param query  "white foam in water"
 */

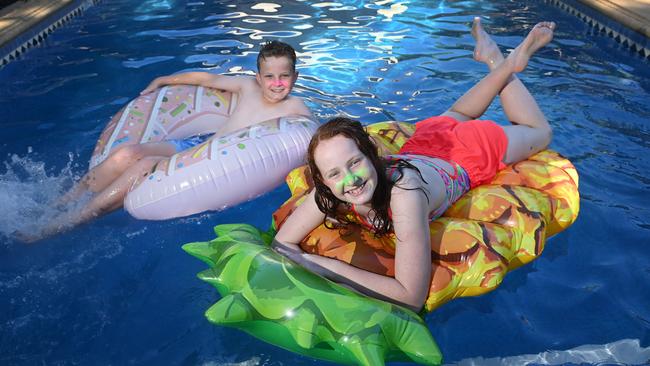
xmin=201 ymin=357 xmax=260 ymax=366
xmin=449 ymin=339 xmax=650 ymax=366
xmin=0 ymin=153 xmax=87 ymax=242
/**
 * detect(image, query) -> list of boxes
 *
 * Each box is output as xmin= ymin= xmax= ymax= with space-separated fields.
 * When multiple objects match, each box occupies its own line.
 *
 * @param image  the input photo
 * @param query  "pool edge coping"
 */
xmin=579 ymin=0 xmax=650 ymax=39
xmin=0 ymin=0 xmax=648 ymax=67
xmin=549 ymin=0 xmax=650 ymax=58
xmin=0 ymin=0 xmax=99 ymax=67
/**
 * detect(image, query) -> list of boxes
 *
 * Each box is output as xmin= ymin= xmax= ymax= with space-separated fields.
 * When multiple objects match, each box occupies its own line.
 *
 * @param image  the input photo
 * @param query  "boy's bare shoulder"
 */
xmin=285 ymin=96 xmax=312 ymax=116
xmin=285 ymin=95 xmax=306 ymax=105
xmin=204 ymin=74 xmax=257 ymax=93
xmin=279 ymin=94 xmax=306 ymax=105
xmin=237 ymin=75 xmax=260 ymax=88
xmin=235 ymin=77 xmax=265 ymax=97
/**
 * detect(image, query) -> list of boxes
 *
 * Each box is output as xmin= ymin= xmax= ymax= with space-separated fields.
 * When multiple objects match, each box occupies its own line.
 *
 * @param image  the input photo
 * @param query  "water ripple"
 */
xmin=248 ymin=30 xmax=302 ymax=40
xmin=122 ymin=56 xmax=175 ymax=68
xmin=136 ymin=26 xmax=229 ymax=38
xmin=196 ymin=39 xmax=253 ymax=50
xmin=204 ymin=12 xmax=247 ymax=20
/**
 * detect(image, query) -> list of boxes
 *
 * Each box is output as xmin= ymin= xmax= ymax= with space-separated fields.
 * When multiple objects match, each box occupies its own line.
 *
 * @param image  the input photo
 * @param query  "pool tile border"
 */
xmin=0 ymin=0 xmax=100 ymax=67
xmin=547 ymin=0 xmax=650 ymax=58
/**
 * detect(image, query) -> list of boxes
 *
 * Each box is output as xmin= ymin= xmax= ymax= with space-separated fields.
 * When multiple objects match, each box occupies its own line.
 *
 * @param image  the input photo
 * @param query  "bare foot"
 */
xmin=13 ymin=209 xmax=81 ymax=243
xmin=508 ymin=21 xmax=556 ymax=73
xmin=13 ymin=224 xmax=64 ymax=243
xmin=471 ymin=17 xmax=504 ymax=70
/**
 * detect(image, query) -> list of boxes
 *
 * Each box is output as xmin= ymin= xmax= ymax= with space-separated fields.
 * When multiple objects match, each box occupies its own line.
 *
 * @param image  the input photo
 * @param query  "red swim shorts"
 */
xmin=398 ymin=115 xmax=509 ymax=188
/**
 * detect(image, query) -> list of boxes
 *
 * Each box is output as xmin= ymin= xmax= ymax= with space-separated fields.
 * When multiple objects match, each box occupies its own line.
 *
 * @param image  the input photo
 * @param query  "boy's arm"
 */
xmin=140 ymin=72 xmax=250 ymax=95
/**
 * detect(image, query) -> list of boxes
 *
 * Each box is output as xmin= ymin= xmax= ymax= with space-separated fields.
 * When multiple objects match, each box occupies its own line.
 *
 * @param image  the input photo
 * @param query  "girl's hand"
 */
xmin=273 ymin=243 xmax=304 ymax=262
xmin=272 ymin=240 xmax=302 ymax=254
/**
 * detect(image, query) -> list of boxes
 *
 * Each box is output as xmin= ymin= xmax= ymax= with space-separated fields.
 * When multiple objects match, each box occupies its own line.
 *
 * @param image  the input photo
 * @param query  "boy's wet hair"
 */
xmin=257 ymin=40 xmax=297 ymax=72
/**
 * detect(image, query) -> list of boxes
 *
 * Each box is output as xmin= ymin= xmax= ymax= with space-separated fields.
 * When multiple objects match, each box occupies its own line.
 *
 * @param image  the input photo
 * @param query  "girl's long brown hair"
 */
xmin=307 ymin=117 xmax=425 ymax=236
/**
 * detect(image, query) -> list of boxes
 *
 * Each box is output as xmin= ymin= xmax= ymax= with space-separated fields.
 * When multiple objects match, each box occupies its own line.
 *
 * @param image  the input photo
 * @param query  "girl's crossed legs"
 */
xmin=442 ymin=18 xmax=555 ymax=164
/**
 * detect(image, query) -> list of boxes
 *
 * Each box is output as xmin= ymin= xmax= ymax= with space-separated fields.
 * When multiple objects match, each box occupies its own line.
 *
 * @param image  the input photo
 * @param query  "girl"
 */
xmin=273 ymin=18 xmax=556 ymax=311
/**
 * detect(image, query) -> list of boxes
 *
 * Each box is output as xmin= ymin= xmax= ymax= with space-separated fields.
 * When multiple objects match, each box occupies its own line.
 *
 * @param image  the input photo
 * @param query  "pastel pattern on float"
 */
xmin=123 ymin=115 xmax=317 ymax=220
xmin=90 ymin=84 xmax=318 ymax=220
xmin=90 ymin=85 xmax=234 ymax=168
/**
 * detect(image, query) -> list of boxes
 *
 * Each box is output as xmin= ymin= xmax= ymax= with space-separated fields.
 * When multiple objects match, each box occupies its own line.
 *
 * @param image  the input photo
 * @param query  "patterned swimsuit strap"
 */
xmin=387 ymin=154 xmax=470 ymax=220
xmin=350 ymin=156 xmax=471 ymax=229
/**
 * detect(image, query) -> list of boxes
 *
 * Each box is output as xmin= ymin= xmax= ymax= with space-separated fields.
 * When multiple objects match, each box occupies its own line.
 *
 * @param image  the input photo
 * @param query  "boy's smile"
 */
xmin=256 ymin=56 xmax=298 ymax=103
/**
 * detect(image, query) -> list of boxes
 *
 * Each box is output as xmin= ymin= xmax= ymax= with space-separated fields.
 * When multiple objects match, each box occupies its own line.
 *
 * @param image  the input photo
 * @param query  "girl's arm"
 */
xmin=277 ymin=187 xmax=432 ymax=311
xmin=140 ymin=72 xmax=250 ymax=95
xmin=273 ymin=190 xmax=326 ymax=252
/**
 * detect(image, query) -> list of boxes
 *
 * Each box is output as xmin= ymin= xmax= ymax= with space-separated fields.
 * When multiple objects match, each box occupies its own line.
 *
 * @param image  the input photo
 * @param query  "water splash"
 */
xmin=0 ymin=153 xmax=87 ymax=242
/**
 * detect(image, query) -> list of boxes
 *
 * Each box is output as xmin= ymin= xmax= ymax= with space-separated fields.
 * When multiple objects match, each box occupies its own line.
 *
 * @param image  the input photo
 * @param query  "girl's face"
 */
xmin=314 ymin=135 xmax=378 ymax=206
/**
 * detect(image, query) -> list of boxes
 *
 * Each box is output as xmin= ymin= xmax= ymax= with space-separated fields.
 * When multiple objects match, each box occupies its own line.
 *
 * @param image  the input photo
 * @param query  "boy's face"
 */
xmin=256 ymin=56 xmax=298 ymax=103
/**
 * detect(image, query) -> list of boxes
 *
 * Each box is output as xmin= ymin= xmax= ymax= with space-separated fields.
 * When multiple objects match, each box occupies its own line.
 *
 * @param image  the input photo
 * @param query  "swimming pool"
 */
xmin=1 ymin=0 xmax=649 ymax=364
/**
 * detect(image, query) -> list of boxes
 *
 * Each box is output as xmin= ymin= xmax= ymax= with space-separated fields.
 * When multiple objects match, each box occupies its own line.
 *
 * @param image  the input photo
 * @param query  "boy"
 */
xmin=22 ymin=41 xmax=311 ymax=242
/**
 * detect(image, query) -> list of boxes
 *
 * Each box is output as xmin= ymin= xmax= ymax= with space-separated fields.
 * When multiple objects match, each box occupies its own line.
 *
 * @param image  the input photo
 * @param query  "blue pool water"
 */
xmin=1 ymin=0 xmax=649 ymax=365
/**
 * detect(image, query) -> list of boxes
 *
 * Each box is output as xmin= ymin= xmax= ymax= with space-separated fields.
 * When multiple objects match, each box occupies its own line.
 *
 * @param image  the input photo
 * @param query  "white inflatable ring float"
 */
xmin=90 ymin=84 xmax=317 ymax=220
